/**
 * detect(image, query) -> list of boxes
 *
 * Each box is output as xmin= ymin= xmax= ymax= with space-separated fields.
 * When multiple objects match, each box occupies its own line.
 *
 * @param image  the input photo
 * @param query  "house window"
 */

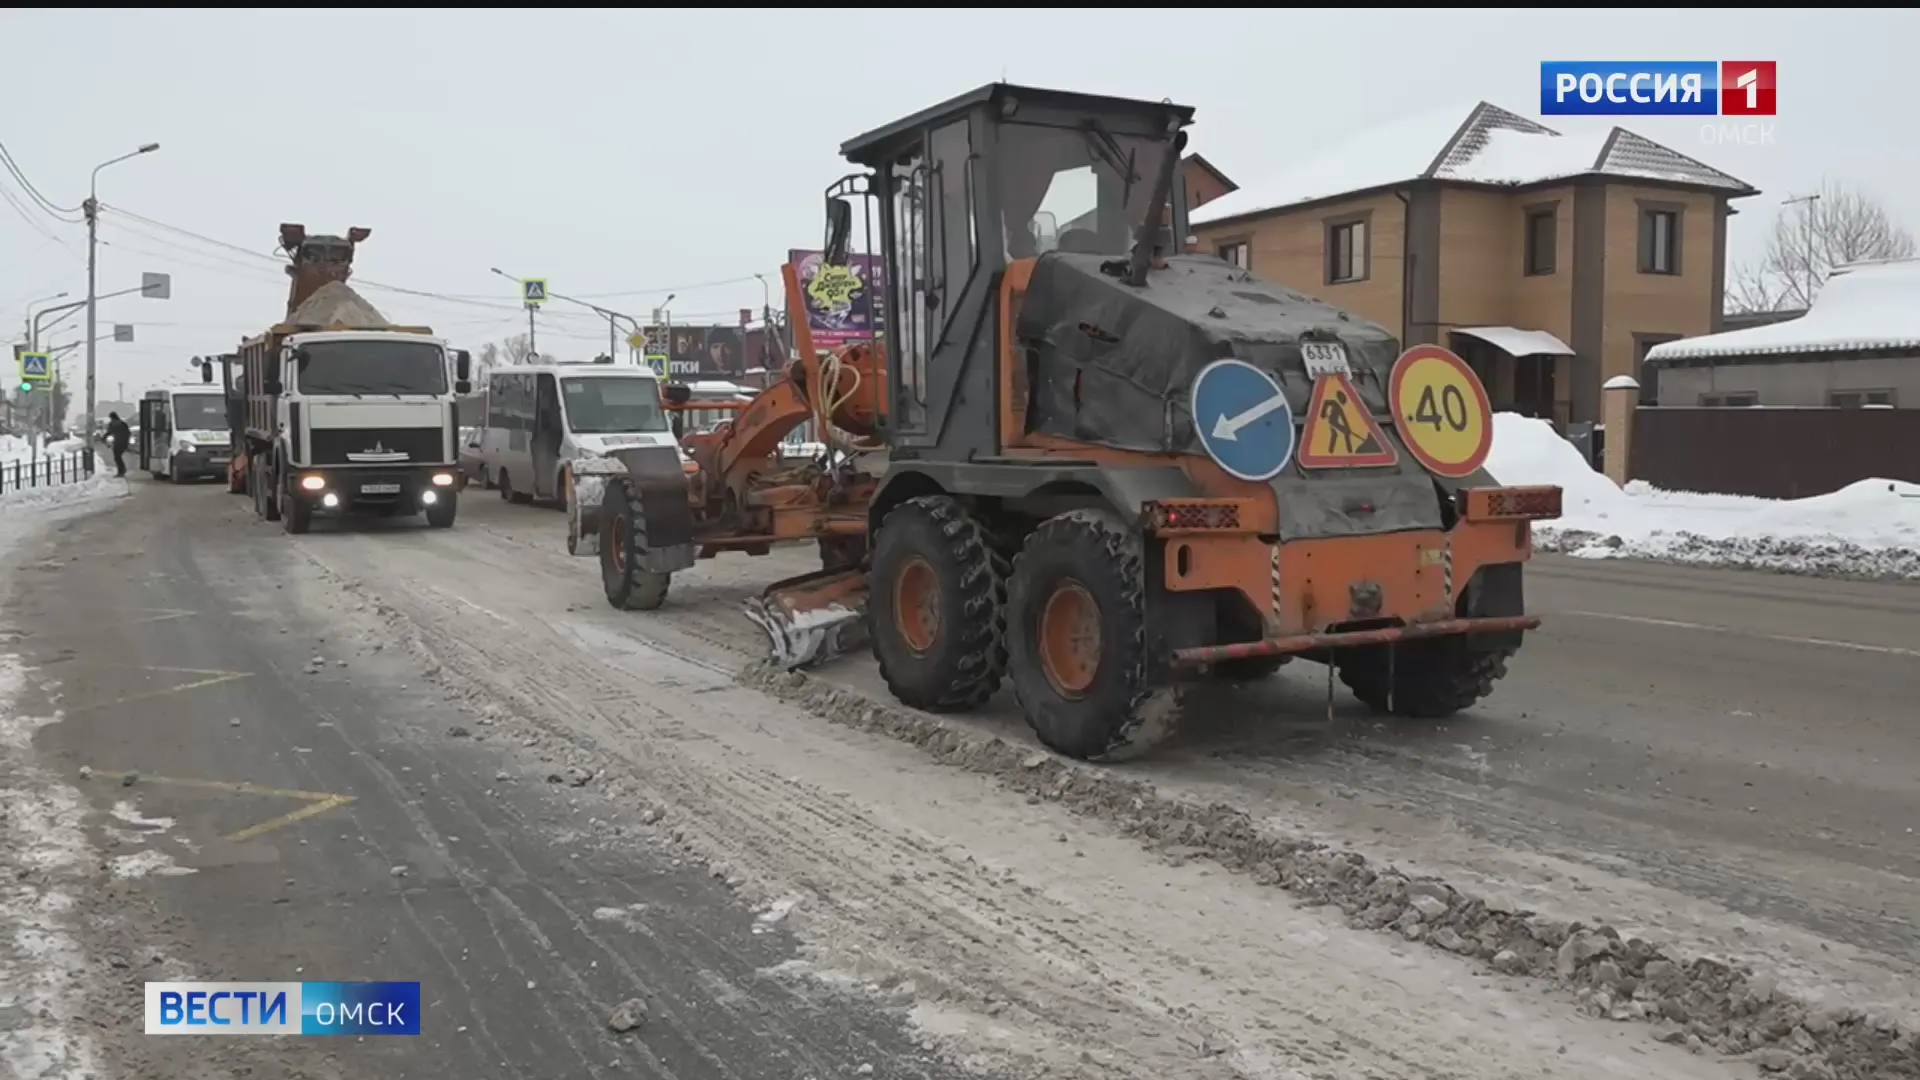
xmin=1698 ymin=391 xmax=1757 ymax=407
xmin=1640 ymin=208 xmax=1680 ymax=275
xmin=1327 ymin=219 xmax=1367 ymax=284
xmin=1524 ymin=208 xmax=1556 ymax=275
xmin=1828 ymin=388 xmax=1896 ymax=408
xmin=1217 ymin=241 xmax=1249 ymax=269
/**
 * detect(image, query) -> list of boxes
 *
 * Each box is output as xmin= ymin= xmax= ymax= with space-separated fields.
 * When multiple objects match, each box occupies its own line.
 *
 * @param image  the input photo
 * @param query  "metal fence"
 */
xmin=1631 ymin=406 xmax=1920 ymax=498
xmin=0 ymin=451 xmax=95 ymax=496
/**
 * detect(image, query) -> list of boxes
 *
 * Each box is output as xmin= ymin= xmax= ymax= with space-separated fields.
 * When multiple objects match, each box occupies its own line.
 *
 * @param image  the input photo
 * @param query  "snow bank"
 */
xmin=1484 ymin=412 xmax=1920 ymax=579
xmin=0 ymin=465 xmax=125 ymax=1079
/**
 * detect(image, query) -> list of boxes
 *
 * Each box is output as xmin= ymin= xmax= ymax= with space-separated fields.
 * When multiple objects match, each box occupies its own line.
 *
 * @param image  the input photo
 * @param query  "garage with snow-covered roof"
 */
xmin=1643 ymin=257 xmax=1920 ymax=408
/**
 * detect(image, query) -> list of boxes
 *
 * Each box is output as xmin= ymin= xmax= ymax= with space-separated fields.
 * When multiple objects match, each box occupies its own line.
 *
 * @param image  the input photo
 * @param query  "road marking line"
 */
xmin=223 ymin=793 xmax=356 ymax=843
xmin=4 ymin=609 xmax=201 ymax=645
xmin=63 ymin=671 xmax=253 ymax=714
xmin=87 ymin=771 xmax=340 ymax=801
xmin=1558 ymin=610 xmax=1919 ymax=658
xmin=85 ymin=771 xmax=357 ymax=842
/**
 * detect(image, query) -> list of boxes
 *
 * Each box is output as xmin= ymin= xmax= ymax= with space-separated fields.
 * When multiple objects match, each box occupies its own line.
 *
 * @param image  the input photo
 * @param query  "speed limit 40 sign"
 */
xmin=1388 ymin=345 xmax=1494 ymax=479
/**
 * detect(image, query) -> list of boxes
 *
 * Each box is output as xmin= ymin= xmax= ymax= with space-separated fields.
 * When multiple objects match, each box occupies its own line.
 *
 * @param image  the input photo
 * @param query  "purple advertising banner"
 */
xmin=788 ymin=249 xmax=886 ymax=351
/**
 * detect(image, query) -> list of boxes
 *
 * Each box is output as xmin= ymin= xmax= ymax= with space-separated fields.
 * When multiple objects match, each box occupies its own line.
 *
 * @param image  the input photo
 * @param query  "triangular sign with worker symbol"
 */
xmin=1297 ymin=373 xmax=1399 ymax=469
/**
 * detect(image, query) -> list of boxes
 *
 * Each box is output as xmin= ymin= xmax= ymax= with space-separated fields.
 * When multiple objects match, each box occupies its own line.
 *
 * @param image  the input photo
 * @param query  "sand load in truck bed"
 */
xmin=290 ymin=280 xmax=389 ymax=328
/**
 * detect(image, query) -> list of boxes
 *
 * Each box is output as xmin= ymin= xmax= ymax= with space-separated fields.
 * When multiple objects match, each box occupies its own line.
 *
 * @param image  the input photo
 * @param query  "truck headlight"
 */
xmin=431 ymin=472 xmax=454 ymax=487
xmin=300 ymin=475 xmax=327 ymax=491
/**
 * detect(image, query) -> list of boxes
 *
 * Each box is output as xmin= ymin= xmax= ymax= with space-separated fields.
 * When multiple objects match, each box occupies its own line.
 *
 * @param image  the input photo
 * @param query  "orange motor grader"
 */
xmin=579 ymin=82 xmax=1562 ymax=762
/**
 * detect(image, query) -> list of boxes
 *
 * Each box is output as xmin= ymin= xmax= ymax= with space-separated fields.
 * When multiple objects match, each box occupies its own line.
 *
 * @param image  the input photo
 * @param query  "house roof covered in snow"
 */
xmin=1646 ymin=258 xmax=1920 ymax=363
xmin=1192 ymin=102 xmax=1756 ymax=228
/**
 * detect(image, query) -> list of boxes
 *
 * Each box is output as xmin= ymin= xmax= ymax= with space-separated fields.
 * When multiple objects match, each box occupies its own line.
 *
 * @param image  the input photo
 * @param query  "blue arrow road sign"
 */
xmin=19 ymin=352 xmax=50 ymax=381
xmin=1191 ymin=358 xmax=1296 ymax=482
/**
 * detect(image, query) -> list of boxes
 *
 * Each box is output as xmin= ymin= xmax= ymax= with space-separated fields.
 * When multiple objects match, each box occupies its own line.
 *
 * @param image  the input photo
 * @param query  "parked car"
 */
xmin=458 ymin=427 xmax=488 ymax=488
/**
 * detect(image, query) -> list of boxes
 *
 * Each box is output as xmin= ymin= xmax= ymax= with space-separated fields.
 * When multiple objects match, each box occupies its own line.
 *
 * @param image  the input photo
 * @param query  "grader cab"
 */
xmin=585 ymin=82 xmax=1562 ymax=762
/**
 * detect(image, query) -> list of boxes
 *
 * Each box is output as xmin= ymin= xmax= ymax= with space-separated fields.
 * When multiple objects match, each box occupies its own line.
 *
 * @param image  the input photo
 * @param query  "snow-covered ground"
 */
xmin=1485 ymin=412 xmax=1920 ymax=579
xmin=0 ymin=472 xmax=124 ymax=1079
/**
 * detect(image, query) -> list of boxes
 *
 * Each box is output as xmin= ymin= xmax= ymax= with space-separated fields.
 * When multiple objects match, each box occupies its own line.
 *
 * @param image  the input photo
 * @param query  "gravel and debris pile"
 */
xmin=743 ymin=662 xmax=1919 ymax=1080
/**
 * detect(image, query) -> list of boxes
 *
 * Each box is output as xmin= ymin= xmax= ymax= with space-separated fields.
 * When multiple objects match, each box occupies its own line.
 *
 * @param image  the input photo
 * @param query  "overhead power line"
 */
xmin=96 ymin=203 xmax=777 ymax=311
xmin=0 ymin=139 xmax=83 ymax=219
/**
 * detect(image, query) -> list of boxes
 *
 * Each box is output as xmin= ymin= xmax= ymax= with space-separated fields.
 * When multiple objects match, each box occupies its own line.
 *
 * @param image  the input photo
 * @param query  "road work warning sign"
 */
xmin=1297 ymin=373 xmax=1398 ymax=470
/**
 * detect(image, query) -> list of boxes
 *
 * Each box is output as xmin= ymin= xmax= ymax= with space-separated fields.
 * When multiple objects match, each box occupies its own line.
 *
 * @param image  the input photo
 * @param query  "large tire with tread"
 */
xmin=1006 ymin=509 xmax=1181 ymax=762
xmin=251 ymin=456 xmax=281 ymax=522
xmin=599 ymin=483 xmax=670 ymax=611
xmin=1336 ymin=638 xmax=1517 ymax=719
xmin=426 ymin=493 xmax=457 ymax=529
xmin=868 ymin=495 xmax=1007 ymax=712
xmin=281 ymin=491 xmax=312 ymax=535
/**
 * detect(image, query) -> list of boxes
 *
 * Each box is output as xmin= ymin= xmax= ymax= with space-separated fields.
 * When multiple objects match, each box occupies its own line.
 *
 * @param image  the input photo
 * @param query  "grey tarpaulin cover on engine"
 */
xmin=1015 ymin=252 xmax=1457 ymax=541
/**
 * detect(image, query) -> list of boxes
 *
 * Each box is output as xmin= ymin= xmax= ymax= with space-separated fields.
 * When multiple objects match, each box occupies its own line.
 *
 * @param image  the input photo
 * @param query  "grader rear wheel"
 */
xmin=867 ymin=495 xmax=1006 ymax=712
xmin=1006 ymin=510 xmax=1181 ymax=762
xmin=1336 ymin=638 xmax=1518 ymax=719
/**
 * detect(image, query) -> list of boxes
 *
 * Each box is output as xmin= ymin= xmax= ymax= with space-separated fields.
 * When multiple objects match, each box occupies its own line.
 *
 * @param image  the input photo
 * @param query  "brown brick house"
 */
xmin=1190 ymin=103 xmax=1758 ymax=427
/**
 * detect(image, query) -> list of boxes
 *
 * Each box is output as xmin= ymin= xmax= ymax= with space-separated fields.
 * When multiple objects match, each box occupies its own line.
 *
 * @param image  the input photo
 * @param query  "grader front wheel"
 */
xmin=1006 ymin=510 xmax=1181 ymax=762
xmin=598 ymin=483 xmax=671 ymax=611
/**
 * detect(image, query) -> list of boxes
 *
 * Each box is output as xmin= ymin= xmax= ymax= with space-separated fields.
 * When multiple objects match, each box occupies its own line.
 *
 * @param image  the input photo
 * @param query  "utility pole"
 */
xmin=83 ymin=142 xmax=160 ymax=472
xmin=1783 ymin=192 xmax=1822 ymax=308
xmin=526 ymin=300 xmax=537 ymax=357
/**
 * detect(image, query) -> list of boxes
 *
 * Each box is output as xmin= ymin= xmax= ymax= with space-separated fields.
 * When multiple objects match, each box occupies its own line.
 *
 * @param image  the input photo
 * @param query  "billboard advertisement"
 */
xmin=640 ymin=325 xmax=750 ymax=381
xmin=788 ymin=249 xmax=886 ymax=351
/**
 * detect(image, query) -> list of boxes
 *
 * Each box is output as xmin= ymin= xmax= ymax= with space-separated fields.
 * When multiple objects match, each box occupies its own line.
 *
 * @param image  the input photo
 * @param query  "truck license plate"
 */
xmin=361 ymin=483 xmax=401 ymax=495
xmin=1300 ymin=341 xmax=1351 ymax=378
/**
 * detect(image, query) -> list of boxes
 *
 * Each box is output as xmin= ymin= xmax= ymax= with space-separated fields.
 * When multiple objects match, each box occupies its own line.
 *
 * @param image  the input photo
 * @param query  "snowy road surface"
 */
xmin=2 ymin=483 xmax=1915 ymax=1079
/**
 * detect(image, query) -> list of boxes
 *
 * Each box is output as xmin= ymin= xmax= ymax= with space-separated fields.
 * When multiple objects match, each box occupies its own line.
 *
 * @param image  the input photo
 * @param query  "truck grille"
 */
xmin=308 ymin=427 xmax=445 ymax=466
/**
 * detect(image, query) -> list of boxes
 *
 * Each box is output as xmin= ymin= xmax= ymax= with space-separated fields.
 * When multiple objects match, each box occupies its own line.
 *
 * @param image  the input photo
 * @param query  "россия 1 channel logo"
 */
xmin=144 ymin=982 xmax=422 ymax=1035
xmin=1540 ymin=61 xmax=1776 ymax=117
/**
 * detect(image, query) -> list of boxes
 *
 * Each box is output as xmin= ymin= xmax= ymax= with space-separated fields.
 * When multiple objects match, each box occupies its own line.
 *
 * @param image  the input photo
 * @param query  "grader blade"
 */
xmin=743 ymin=566 xmax=870 ymax=670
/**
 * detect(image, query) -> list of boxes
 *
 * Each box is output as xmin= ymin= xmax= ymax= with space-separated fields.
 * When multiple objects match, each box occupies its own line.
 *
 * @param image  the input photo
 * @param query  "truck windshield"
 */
xmin=561 ymin=377 xmax=669 ymax=435
xmin=295 ymin=340 xmax=448 ymax=395
xmin=172 ymin=393 xmax=226 ymax=430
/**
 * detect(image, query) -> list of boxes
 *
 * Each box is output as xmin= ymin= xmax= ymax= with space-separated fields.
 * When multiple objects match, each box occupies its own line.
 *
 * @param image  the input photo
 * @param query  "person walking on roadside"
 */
xmin=105 ymin=412 xmax=132 ymax=477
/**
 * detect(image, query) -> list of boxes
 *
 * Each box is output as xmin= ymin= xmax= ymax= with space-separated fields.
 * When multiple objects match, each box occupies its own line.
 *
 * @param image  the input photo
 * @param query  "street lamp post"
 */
xmin=490 ymin=267 xmax=643 ymax=365
xmin=83 ymin=142 xmax=160 ymax=472
xmin=32 ymin=283 xmax=158 ymax=353
xmin=22 ymin=291 xmax=69 ymax=344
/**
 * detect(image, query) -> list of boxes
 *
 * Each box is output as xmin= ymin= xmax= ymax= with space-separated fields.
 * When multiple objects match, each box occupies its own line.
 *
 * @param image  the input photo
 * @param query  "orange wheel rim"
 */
xmin=610 ymin=513 xmax=628 ymax=573
xmin=894 ymin=556 xmax=940 ymax=654
xmin=1038 ymin=582 xmax=1101 ymax=699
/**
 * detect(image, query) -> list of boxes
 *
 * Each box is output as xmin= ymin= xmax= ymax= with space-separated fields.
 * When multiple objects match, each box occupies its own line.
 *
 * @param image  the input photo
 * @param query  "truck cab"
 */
xmin=245 ymin=327 xmax=473 ymax=533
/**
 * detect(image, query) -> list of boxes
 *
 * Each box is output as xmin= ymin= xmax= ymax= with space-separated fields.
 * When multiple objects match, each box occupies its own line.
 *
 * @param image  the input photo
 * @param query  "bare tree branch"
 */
xmin=1729 ymin=179 xmax=1916 ymax=312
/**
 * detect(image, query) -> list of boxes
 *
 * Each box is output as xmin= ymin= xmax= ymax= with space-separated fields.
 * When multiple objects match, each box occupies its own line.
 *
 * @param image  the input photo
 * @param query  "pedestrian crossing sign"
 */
xmin=1296 ymin=373 xmax=1398 ymax=469
xmin=522 ymin=279 xmax=548 ymax=307
xmin=18 ymin=352 xmax=50 ymax=382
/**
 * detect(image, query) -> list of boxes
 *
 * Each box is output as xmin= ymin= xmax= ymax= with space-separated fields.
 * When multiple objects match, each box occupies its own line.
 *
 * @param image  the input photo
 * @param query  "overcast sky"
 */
xmin=5 ymin=8 xmax=1915 ymax=407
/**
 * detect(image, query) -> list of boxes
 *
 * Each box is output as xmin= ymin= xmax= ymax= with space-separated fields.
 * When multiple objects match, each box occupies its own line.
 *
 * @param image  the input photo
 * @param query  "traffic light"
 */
xmin=17 ymin=381 xmax=31 ymax=394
